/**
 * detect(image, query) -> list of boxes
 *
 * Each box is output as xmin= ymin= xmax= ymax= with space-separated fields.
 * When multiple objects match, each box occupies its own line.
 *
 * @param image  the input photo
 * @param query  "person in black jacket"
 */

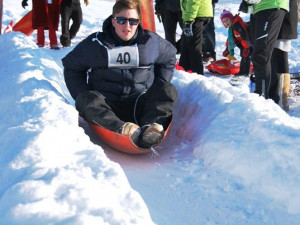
xmin=202 ymin=0 xmax=218 ymax=63
xmin=246 ymin=0 xmax=288 ymax=100
xmin=269 ymin=0 xmax=298 ymax=110
xmin=155 ymin=0 xmax=183 ymax=54
xmin=62 ymin=0 xmax=178 ymax=148
xmin=60 ymin=0 xmax=89 ymax=47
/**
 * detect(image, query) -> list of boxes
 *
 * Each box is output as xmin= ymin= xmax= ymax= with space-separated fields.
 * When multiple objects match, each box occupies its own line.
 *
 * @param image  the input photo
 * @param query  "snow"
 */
xmin=1 ymin=0 xmax=300 ymax=224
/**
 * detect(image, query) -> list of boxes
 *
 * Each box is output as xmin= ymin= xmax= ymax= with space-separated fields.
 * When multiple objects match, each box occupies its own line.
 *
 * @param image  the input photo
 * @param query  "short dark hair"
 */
xmin=112 ymin=0 xmax=141 ymax=19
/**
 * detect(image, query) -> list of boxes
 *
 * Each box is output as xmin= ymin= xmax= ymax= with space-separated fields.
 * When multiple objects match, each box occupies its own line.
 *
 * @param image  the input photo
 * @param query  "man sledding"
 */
xmin=62 ymin=0 xmax=178 ymax=151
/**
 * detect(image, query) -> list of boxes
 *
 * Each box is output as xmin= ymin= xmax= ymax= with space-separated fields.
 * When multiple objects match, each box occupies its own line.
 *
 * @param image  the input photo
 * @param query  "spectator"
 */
xmin=269 ymin=0 xmax=298 ymax=110
xmin=21 ymin=0 xmax=61 ymax=49
xmin=203 ymin=0 xmax=218 ymax=63
xmin=155 ymin=0 xmax=183 ymax=54
xmin=247 ymin=0 xmax=288 ymax=99
xmin=62 ymin=0 xmax=178 ymax=149
xmin=60 ymin=0 xmax=89 ymax=47
xmin=220 ymin=10 xmax=251 ymax=75
xmin=179 ymin=0 xmax=213 ymax=75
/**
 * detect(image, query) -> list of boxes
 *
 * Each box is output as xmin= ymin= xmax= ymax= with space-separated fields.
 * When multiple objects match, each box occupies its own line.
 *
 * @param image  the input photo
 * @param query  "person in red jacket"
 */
xmin=22 ymin=0 xmax=61 ymax=49
xmin=221 ymin=10 xmax=251 ymax=75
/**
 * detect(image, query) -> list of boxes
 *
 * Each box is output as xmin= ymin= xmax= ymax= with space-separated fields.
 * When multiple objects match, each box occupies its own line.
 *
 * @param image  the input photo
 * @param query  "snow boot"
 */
xmin=120 ymin=122 xmax=141 ymax=145
xmin=139 ymin=123 xmax=164 ymax=148
xmin=277 ymin=73 xmax=290 ymax=111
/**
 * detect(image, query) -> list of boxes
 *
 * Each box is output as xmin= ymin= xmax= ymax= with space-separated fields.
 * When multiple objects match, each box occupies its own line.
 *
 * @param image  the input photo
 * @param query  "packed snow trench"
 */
xmin=1 ymin=0 xmax=300 ymax=224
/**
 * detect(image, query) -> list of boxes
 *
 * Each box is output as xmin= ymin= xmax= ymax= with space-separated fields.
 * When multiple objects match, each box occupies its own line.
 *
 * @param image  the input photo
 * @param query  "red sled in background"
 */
xmin=13 ymin=10 xmax=34 ymax=36
xmin=89 ymin=122 xmax=171 ymax=154
xmin=175 ymin=62 xmax=192 ymax=73
xmin=205 ymin=59 xmax=253 ymax=75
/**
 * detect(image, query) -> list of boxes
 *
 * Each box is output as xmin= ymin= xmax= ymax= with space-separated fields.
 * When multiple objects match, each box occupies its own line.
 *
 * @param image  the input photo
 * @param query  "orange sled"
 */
xmin=90 ymin=123 xmax=171 ymax=154
xmin=205 ymin=59 xmax=253 ymax=75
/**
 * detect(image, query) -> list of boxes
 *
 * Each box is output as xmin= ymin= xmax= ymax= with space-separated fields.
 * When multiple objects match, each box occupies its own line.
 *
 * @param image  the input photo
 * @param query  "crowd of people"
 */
xmin=156 ymin=0 xmax=297 ymax=111
xmin=60 ymin=0 xmax=298 ymax=149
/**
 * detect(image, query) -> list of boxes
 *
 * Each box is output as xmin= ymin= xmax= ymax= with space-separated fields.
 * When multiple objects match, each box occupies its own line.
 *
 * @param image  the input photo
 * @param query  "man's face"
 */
xmin=222 ymin=17 xmax=232 ymax=28
xmin=112 ymin=9 xmax=140 ymax=41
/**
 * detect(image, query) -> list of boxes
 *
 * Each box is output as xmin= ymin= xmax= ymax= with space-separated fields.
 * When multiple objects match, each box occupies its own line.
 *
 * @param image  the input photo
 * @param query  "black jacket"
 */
xmin=62 ymin=16 xmax=177 ymax=102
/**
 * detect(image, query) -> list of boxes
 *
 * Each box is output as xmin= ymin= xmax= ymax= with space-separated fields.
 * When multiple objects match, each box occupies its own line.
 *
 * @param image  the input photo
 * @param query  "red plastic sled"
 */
xmin=13 ymin=10 xmax=34 ymax=36
xmin=206 ymin=59 xmax=254 ymax=75
xmin=175 ymin=62 xmax=192 ymax=73
xmin=90 ymin=123 xmax=171 ymax=154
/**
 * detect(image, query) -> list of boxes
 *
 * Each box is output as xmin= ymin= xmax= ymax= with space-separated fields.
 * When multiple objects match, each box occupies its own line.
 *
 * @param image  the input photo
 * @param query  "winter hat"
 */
xmin=220 ymin=10 xmax=233 ymax=21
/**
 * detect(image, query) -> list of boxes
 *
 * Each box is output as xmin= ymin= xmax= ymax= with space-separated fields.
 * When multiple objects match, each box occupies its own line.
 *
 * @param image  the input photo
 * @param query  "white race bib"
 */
xmin=107 ymin=45 xmax=139 ymax=68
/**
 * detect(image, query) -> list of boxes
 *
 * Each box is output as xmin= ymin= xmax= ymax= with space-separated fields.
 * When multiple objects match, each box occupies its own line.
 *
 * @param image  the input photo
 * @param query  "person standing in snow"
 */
xmin=220 ymin=10 xmax=251 ymax=75
xmin=244 ymin=0 xmax=289 ymax=99
xmin=178 ymin=0 xmax=213 ymax=75
xmin=202 ymin=0 xmax=218 ymax=63
xmin=154 ymin=0 xmax=183 ymax=54
xmin=21 ymin=0 xmax=61 ymax=49
xmin=60 ymin=0 xmax=89 ymax=47
xmin=62 ymin=0 xmax=178 ymax=149
xmin=268 ymin=0 xmax=298 ymax=111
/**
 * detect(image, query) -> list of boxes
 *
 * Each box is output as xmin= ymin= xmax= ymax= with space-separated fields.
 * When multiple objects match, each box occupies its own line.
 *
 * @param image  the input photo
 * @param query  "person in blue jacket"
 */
xmin=62 ymin=0 xmax=178 ymax=148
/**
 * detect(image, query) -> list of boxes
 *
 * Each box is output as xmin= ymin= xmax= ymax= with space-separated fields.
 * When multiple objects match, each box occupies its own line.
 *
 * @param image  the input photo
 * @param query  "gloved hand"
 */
xmin=227 ymin=55 xmax=237 ymax=61
xmin=238 ymin=0 xmax=251 ymax=13
xmin=182 ymin=21 xmax=195 ymax=37
xmin=22 ymin=0 xmax=28 ymax=9
xmin=242 ymin=48 xmax=250 ymax=58
xmin=222 ymin=48 xmax=229 ymax=57
xmin=84 ymin=0 xmax=89 ymax=6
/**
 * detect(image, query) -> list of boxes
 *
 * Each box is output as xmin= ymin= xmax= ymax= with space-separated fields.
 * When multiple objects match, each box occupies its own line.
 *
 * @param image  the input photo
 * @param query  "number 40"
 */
xmin=116 ymin=52 xmax=131 ymax=64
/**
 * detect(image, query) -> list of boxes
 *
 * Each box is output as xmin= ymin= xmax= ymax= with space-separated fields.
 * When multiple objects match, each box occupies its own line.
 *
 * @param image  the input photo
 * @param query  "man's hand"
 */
xmin=182 ymin=21 xmax=194 ymax=37
xmin=84 ymin=0 xmax=89 ymax=6
xmin=239 ymin=0 xmax=251 ymax=13
xmin=22 ymin=0 xmax=28 ymax=9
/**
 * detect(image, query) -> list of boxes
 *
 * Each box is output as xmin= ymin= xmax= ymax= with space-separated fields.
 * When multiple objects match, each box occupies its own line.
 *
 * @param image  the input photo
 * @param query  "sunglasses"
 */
xmin=113 ymin=17 xmax=139 ymax=26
